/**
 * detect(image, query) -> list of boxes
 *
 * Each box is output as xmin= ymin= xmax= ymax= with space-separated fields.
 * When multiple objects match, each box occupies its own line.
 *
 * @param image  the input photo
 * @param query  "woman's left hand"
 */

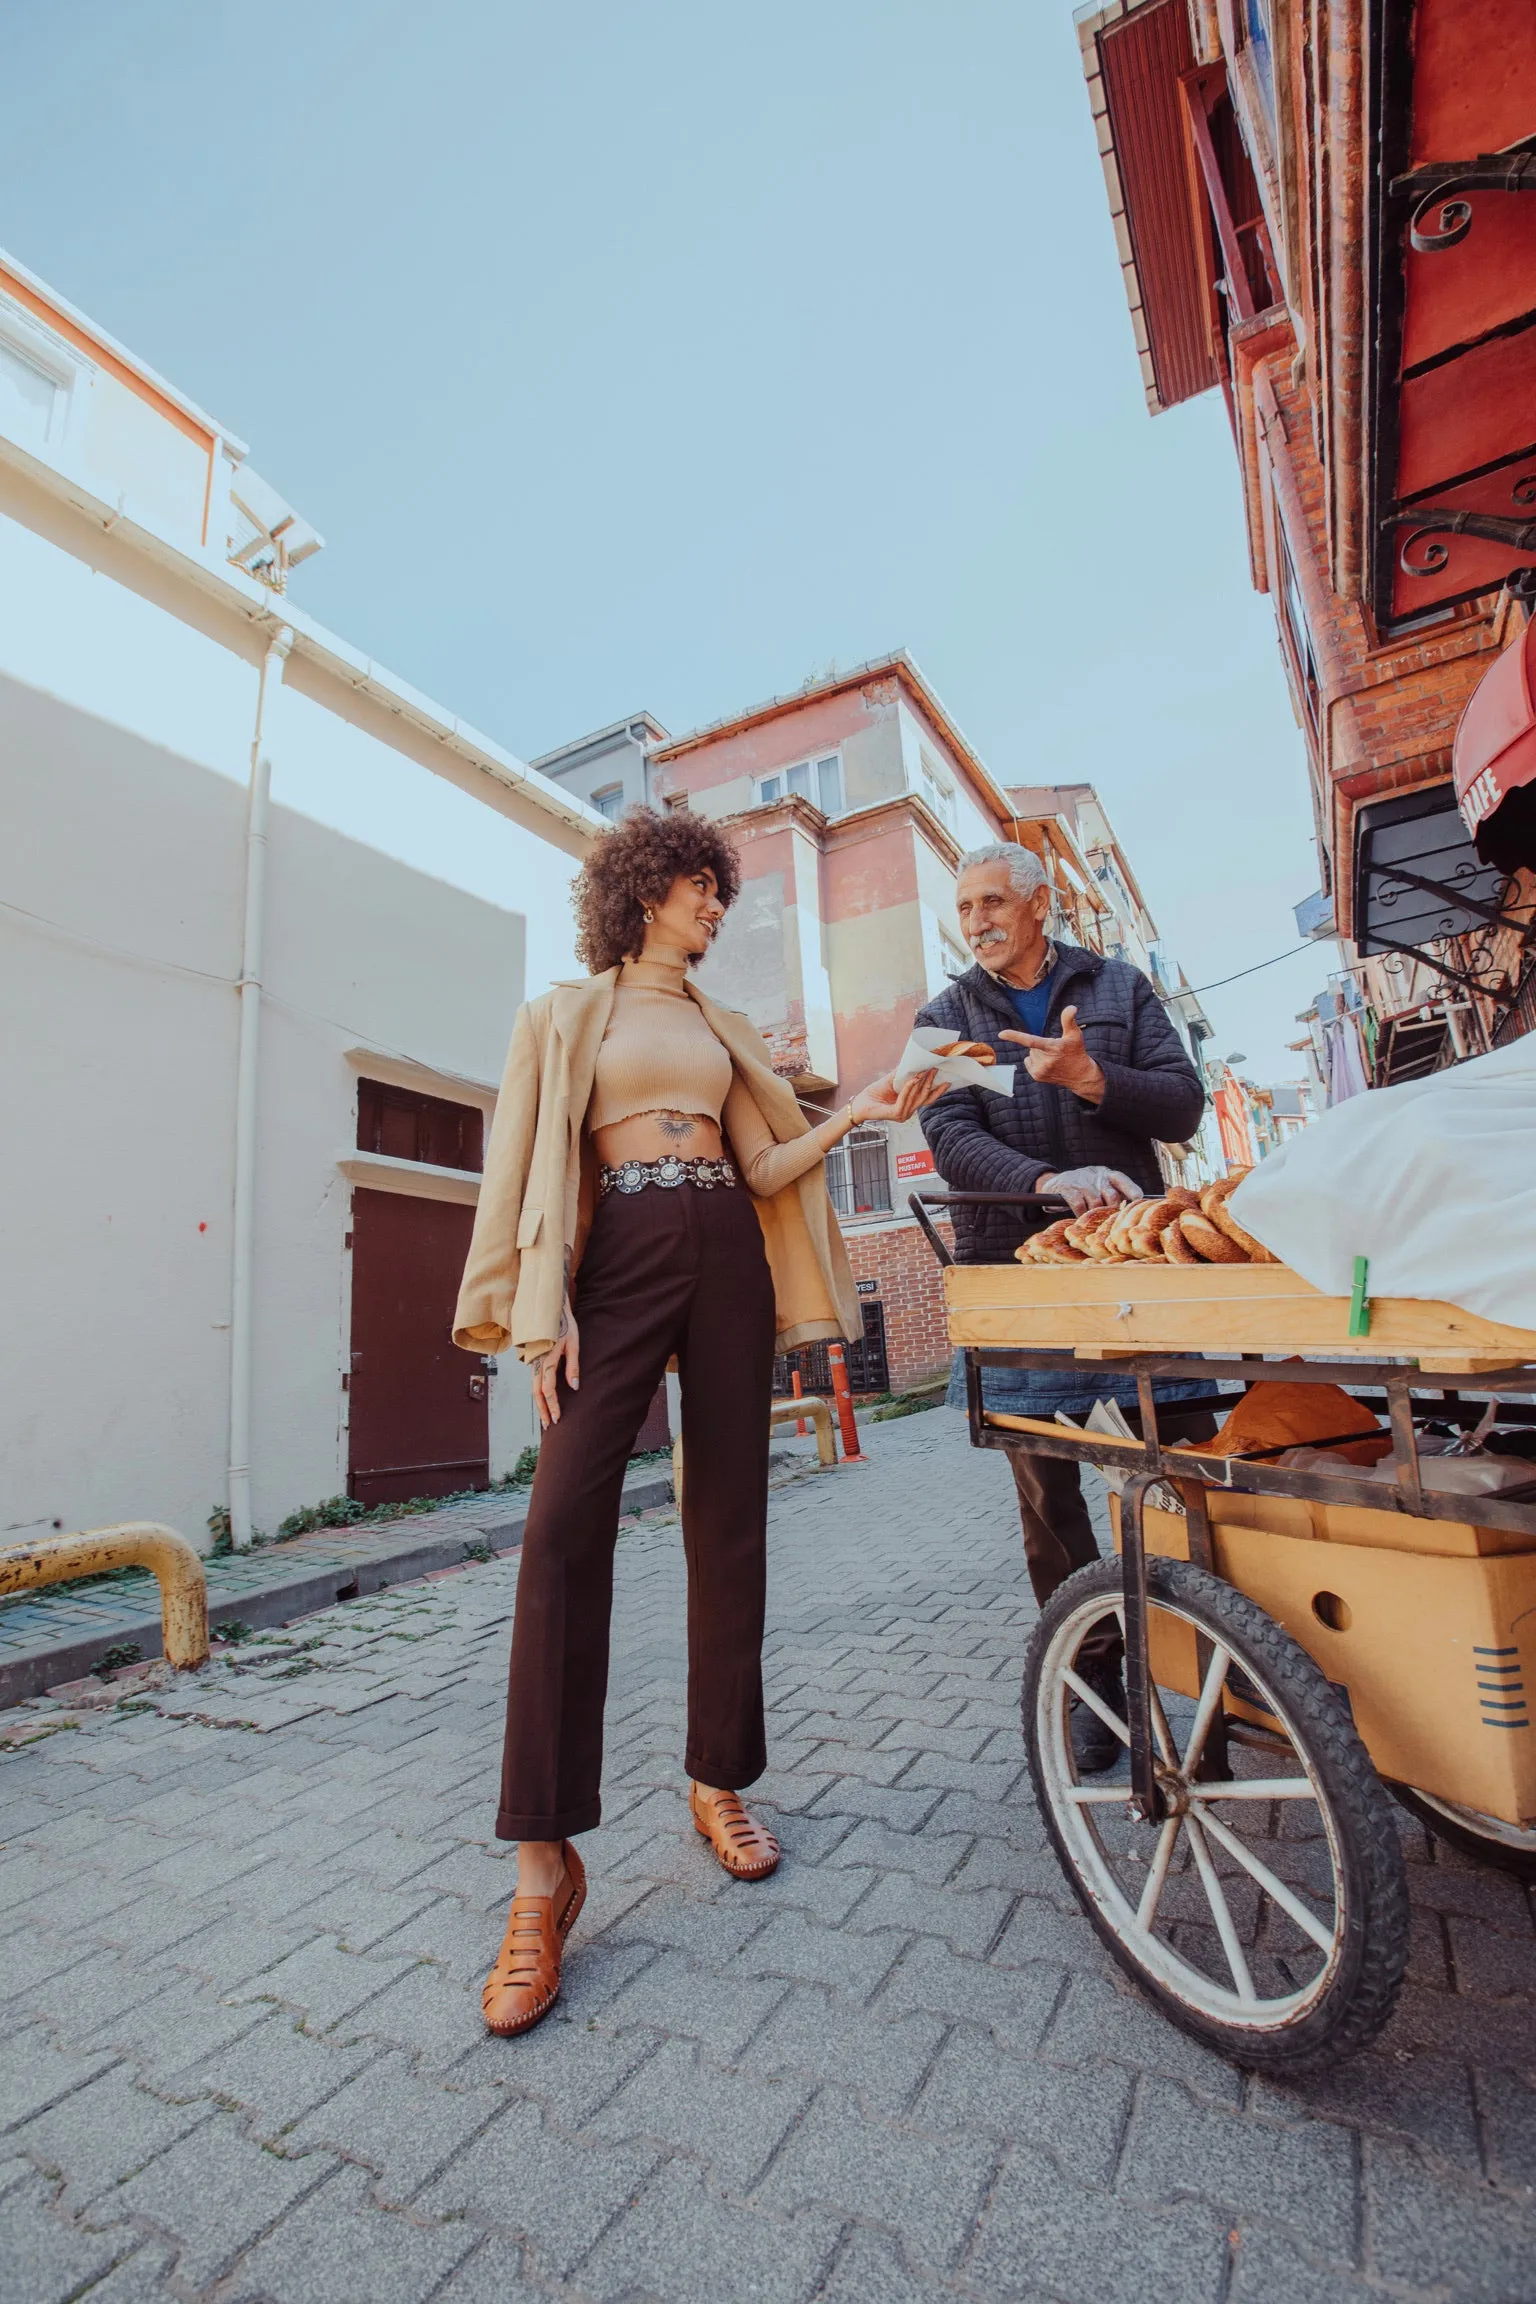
xmin=850 ymin=1069 xmax=945 ymax=1124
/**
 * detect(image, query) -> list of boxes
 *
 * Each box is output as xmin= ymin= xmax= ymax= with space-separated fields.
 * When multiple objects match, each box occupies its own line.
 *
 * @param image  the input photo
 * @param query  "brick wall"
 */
xmin=841 ymin=1215 xmax=955 ymax=1394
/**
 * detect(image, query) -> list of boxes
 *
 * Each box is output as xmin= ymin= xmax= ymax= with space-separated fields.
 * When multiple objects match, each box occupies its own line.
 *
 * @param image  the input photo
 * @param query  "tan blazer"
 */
xmin=453 ymin=967 xmax=861 ymax=1364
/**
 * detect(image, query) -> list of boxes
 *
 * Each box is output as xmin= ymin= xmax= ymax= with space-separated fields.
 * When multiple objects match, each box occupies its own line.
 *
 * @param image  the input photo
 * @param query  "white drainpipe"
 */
xmin=228 ymin=625 xmax=293 ymax=1549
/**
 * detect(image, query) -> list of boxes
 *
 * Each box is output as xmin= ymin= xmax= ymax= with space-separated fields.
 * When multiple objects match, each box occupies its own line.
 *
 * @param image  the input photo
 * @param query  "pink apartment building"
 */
xmin=534 ymin=653 xmax=1128 ymax=1393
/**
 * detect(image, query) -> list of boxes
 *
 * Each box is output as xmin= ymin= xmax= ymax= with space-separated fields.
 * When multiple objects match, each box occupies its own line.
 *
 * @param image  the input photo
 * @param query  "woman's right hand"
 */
xmin=534 ymin=1310 xmax=580 ymax=1429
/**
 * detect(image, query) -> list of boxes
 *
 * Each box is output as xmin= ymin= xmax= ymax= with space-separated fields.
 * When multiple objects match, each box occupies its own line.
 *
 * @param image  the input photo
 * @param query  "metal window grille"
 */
xmin=773 ymin=1302 xmax=890 ymax=1398
xmin=825 ymin=1128 xmax=893 ymax=1218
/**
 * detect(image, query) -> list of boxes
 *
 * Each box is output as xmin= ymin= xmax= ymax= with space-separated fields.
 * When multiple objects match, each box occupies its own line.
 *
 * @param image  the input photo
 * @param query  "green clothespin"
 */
xmin=1348 ymin=1254 xmax=1371 ymax=1338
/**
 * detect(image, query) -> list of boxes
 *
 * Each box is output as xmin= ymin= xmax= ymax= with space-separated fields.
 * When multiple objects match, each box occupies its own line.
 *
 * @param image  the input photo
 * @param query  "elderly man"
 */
xmin=916 ymin=841 xmax=1219 ymax=1769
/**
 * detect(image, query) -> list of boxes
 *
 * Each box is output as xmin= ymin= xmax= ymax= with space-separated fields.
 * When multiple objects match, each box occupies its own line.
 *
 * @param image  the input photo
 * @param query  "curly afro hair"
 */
xmin=571 ymin=806 xmax=743 ymax=974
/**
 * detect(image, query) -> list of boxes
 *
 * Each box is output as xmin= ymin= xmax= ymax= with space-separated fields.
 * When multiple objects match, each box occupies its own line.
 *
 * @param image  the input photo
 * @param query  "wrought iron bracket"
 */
xmin=1389 ymin=137 xmax=1536 ymax=251
xmin=1383 ymin=504 xmax=1536 ymax=581
xmin=1368 ymin=862 xmax=1530 ymax=939
xmin=1365 ymin=934 xmax=1519 ymax=1008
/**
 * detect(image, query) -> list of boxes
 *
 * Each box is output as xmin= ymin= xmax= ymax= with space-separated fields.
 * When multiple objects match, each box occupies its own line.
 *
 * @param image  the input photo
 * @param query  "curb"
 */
xmin=0 ymin=1469 xmax=675 ymax=1712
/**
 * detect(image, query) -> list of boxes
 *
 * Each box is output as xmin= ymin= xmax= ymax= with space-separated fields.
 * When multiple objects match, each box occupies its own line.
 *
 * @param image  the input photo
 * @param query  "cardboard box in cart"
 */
xmin=1111 ymin=1487 xmax=1536 ymax=1826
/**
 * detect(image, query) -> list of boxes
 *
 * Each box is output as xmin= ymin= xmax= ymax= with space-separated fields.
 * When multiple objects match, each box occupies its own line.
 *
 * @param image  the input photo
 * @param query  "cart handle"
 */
xmin=906 ymin=1188 xmax=1071 ymax=1269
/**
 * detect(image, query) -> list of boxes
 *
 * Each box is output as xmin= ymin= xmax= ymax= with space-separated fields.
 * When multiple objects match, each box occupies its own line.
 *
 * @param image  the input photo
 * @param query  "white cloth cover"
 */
xmin=1229 ymin=1030 xmax=1536 ymax=1332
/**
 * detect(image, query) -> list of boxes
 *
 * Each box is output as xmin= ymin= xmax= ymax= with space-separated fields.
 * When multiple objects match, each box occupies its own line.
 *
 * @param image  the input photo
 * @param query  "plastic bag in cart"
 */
xmin=1228 ymin=1028 xmax=1536 ymax=1333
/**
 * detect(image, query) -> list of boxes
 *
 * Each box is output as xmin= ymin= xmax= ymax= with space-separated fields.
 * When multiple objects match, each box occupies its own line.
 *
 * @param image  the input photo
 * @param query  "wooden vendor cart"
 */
xmin=912 ymin=1190 xmax=1536 ymax=2075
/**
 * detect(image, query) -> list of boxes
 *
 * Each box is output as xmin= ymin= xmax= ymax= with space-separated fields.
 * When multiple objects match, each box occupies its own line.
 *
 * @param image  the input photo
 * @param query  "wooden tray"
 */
xmin=942 ymin=1261 xmax=1536 ymax=1375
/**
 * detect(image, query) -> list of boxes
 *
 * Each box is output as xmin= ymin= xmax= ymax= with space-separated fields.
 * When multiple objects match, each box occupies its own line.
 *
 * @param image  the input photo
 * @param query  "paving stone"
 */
xmin=988 ymin=1890 xmax=1109 ymax=1972
xmin=603 ymin=1879 xmax=775 ymax=1965
xmin=969 ymin=2141 xmax=1231 ymax=2304
xmin=1229 ymin=2226 xmax=1387 ymax=2304
xmin=226 ymin=1935 xmax=417 ymax=2029
xmin=751 ymin=1984 xmax=947 ymax=2118
xmin=74 ymin=1971 xmax=266 ymax=2080
xmin=875 ymin=1935 xmax=1064 ymax=2052
xmin=578 ymin=2156 xmax=842 ymax=2304
xmin=103 ymin=2114 xmax=337 ymax=2286
xmin=808 ymin=1780 xmax=945 ymax=1832
xmin=1118 ymin=2074 xmax=1359 ymax=2260
xmin=452 ymin=2008 xmax=652 ymax=2119
xmin=287 ymin=2050 xmax=501 ymax=2200
xmin=1041 ymin=1973 xmax=1244 ymax=2107
xmin=1473 ymin=2064 xmax=1536 ymax=2190
xmin=0 ymin=2027 xmax=119 ymax=2133
xmin=415 ymin=2098 xmax=658 ymax=2277
xmin=220 ymin=2167 xmax=477 ymax=2301
xmin=1366 ymin=2135 xmax=1536 ymax=2294
xmin=7 ymin=1412 xmax=1536 ymax=2302
xmin=1252 ymin=2046 xmax=1483 ymax=2172
xmin=843 ymin=1868 xmax=1012 ymax=1956
xmin=0 ymin=2169 xmax=131 ymax=2304
xmin=163 ymin=2012 xmax=377 ymax=2135
xmin=605 ymin=1948 xmax=788 ymax=2057
xmin=429 ymin=2233 xmax=548 ymax=2301
xmin=914 ymin=2023 xmax=1133 ymax=2183
xmin=738 ymin=1910 xmax=907 ymax=2003
xmin=757 ymin=2090 xmax=998 ymax=2266
xmin=587 ymin=2035 xmax=811 ymax=2191
xmin=821 ymin=1819 xmax=972 ymax=1885
xmin=11 ymin=2066 xmax=207 ymax=2206
xmin=811 ymin=2225 xmax=939 ymax=2304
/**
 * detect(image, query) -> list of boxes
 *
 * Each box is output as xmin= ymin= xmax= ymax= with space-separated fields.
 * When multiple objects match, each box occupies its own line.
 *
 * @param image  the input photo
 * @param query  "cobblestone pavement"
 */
xmin=5 ymin=1412 xmax=1536 ymax=2304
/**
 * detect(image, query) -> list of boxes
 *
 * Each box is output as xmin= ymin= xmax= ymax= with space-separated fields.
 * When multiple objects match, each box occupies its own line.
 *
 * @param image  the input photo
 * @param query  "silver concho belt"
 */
xmin=598 ymin=1154 xmax=739 ymax=1199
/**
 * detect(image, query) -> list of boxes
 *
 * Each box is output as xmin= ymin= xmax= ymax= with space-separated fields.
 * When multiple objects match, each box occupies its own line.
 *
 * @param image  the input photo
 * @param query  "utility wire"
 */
xmin=1181 ymin=943 xmax=1315 ymax=997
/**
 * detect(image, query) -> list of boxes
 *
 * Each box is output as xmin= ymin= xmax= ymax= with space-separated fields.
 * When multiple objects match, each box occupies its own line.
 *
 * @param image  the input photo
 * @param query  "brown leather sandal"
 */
xmin=690 ymin=1784 xmax=780 ymax=1881
xmin=481 ymin=1840 xmax=587 ymax=2037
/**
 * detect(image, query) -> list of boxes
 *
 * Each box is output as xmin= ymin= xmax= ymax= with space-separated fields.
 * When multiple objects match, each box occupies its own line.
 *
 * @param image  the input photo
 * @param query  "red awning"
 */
xmin=1454 ymin=619 xmax=1536 ymax=839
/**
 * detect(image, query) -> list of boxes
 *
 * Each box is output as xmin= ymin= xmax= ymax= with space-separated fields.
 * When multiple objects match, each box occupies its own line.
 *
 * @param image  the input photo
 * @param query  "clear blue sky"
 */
xmin=0 ymin=0 xmax=1326 ymax=1078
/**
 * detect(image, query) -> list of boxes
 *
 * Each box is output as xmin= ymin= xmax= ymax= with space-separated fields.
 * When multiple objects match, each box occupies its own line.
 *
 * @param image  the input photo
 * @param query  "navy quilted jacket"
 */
xmin=915 ymin=946 xmax=1206 ymax=1266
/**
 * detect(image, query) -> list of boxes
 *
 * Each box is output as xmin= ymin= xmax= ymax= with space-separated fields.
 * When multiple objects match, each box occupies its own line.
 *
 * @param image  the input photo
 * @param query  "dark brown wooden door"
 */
xmin=348 ymin=1188 xmax=488 ymax=1505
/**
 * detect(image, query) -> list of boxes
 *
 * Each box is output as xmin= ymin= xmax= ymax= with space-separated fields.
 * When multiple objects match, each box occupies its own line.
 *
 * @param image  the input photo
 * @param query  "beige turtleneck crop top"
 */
xmin=587 ymin=955 xmax=829 ymax=1198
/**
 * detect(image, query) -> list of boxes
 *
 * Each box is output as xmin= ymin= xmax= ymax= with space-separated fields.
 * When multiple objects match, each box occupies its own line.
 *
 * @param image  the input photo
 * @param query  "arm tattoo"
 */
xmin=656 ymin=1111 xmax=698 ymax=1144
xmin=557 ymin=1246 xmax=573 ymax=1342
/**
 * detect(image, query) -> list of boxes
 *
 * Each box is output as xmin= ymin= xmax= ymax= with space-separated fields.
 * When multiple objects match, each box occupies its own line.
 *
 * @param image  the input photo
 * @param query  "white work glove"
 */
xmin=1037 ymin=1166 xmax=1143 ymax=1216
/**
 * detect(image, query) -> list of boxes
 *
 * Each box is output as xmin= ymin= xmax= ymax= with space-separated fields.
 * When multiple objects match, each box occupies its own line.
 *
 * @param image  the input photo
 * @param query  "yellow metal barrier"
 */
xmin=672 ymin=1395 xmax=838 ymax=1508
xmin=0 ymin=1523 xmax=210 ymax=1673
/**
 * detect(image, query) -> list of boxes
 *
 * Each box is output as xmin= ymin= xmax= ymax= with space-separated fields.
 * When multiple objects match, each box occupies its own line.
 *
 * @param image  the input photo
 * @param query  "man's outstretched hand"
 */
xmin=1001 ymin=1005 xmax=1105 ymax=1104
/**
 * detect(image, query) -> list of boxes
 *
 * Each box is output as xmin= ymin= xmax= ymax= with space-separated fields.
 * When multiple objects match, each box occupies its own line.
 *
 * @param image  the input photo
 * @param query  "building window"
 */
xmin=940 ymin=931 xmax=968 ymax=980
xmin=825 ymin=1128 xmax=893 ymax=1218
xmin=1274 ymin=514 xmax=1321 ymax=738
xmin=918 ymin=754 xmax=957 ymax=832
xmin=754 ymin=753 xmax=842 ymax=814
xmin=357 ymin=1079 xmax=484 ymax=1172
xmin=0 ymin=334 xmax=64 ymax=454
xmin=591 ymin=783 xmax=624 ymax=822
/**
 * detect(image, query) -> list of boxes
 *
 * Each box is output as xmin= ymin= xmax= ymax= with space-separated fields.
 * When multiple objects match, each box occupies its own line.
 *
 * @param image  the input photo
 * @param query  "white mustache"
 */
xmin=971 ymin=928 xmax=1007 ymax=947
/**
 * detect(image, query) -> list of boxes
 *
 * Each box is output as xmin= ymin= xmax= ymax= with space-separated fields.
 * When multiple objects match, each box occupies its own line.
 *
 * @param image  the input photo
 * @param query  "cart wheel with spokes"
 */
xmin=1393 ymin=1786 xmax=1536 ymax=1879
xmin=1023 ymin=1556 xmax=1410 ymax=2075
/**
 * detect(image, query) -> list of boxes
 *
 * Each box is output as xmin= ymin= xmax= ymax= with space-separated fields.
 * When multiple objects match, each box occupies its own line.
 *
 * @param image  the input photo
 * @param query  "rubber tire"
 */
xmin=1393 ymin=1786 xmax=1536 ymax=1880
xmin=1022 ymin=1555 xmax=1411 ymax=2076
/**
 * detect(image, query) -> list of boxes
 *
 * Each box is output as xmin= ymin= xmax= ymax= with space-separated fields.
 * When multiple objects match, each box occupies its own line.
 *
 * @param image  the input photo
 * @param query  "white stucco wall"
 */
xmin=0 ymin=668 xmax=535 ymax=1547
xmin=0 ymin=504 xmax=583 ymax=995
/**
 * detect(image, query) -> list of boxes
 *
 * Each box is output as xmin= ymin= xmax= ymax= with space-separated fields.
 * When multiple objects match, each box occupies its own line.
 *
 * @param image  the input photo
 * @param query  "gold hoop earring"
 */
xmin=643 ymin=908 xmax=654 ymax=924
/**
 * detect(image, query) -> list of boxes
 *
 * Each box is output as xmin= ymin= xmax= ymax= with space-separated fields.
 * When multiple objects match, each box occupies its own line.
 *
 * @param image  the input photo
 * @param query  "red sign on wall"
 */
xmin=895 ymin=1148 xmax=936 ymax=1179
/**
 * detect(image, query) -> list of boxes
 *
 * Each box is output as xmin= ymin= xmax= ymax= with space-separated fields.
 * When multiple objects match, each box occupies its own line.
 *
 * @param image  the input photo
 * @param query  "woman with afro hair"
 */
xmin=455 ymin=805 xmax=943 ymax=2037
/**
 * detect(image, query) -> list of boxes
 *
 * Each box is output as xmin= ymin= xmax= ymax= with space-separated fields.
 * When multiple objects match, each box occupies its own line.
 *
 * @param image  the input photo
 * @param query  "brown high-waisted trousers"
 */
xmin=496 ymin=1179 xmax=776 ymax=1842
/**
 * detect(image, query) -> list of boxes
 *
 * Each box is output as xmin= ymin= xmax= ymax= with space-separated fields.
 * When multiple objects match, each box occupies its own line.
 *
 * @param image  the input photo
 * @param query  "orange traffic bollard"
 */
xmin=827 ymin=1342 xmax=867 ymax=1463
xmin=791 ymin=1368 xmax=807 ymax=1437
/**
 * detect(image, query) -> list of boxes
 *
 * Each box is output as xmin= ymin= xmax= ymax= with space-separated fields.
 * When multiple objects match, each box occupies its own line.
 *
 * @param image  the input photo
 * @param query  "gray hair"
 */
xmin=955 ymin=841 xmax=1048 ymax=898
